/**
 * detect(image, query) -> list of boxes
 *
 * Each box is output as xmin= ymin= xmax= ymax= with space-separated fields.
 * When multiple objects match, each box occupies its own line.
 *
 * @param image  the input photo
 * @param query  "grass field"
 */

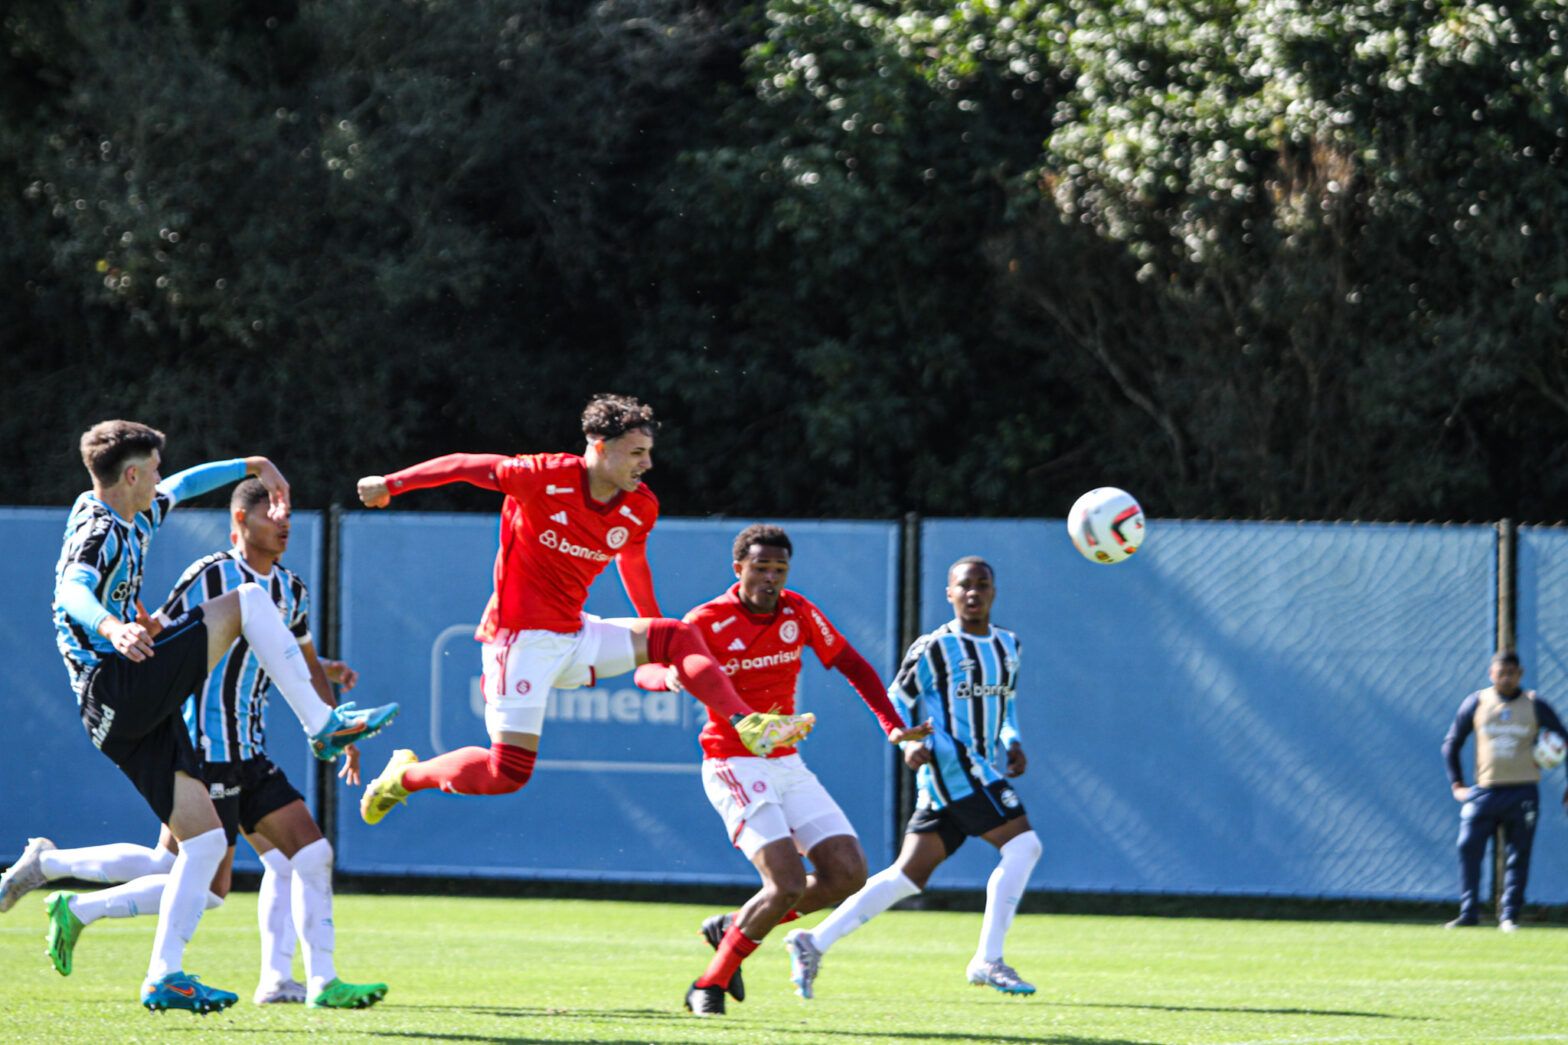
xmin=2 ymin=891 xmax=1566 ymax=1044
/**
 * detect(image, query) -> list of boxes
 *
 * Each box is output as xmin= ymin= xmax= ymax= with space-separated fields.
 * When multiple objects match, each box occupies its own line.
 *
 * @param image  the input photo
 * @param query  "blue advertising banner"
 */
xmin=0 ymin=506 xmax=322 ymax=874
xmin=919 ymin=518 xmax=1505 ymax=900
xmin=335 ymin=513 xmax=900 ymax=882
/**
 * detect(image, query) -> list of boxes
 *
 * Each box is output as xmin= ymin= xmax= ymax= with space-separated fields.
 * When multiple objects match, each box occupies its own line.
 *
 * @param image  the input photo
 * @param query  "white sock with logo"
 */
xmin=40 ymin=841 xmax=175 ymax=884
xmin=290 ymin=839 xmax=337 ymax=991
xmin=810 ymin=866 xmax=921 ymax=953
xmin=70 ymin=874 xmax=223 ymax=925
xmin=976 ymin=830 xmax=1041 ymax=964
xmin=146 ymin=827 xmax=227 ymax=983
xmin=236 ymin=583 xmax=331 ymax=736
xmin=257 ymin=849 xmax=298 ymax=985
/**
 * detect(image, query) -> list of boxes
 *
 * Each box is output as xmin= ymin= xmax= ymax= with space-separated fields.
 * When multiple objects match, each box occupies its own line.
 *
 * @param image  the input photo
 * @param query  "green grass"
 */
xmin=2 ymin=891 xmax=1566 ymax=1043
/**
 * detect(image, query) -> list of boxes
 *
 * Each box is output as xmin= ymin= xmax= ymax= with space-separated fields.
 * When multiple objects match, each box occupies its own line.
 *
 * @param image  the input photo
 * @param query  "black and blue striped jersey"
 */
xmin=890 ymin=621 xmax=1023 ymax=810
xmin=158 ymin=551 xmax=311 ymax=764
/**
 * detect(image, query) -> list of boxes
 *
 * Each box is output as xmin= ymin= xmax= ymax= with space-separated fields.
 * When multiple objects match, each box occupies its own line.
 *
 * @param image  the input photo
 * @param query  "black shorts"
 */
xmin=906 ymin=779 xmax=1029 ymax=857
xmin=202 ymin=756 xmax=305 ymax=846
xmin=79 ymin=610 xmax=210 ymax=823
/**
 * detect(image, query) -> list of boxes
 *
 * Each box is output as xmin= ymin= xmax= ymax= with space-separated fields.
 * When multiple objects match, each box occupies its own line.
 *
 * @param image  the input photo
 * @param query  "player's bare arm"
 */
xmin=902 ymin=740 xmax=934 ymax=768
xmin=888 ymin=718 xmax=934 ymax=745
xmin=244 ymin=456 xmax=290 ymax=520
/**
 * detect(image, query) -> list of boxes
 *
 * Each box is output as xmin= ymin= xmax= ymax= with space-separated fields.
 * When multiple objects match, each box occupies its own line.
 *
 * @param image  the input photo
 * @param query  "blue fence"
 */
xmin=2 ymin=506 xmax=1562 ymax=903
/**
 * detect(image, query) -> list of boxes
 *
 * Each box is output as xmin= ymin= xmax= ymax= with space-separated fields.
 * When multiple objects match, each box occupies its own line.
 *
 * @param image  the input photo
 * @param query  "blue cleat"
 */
xmin=141 ymin=971 xmax=239 ymax=1014
xmin=310 ymin=701 xmax=400 ymax=761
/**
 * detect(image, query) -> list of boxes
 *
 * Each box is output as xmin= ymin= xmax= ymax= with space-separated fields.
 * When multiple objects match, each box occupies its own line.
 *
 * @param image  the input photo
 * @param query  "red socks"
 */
xmin=402 ymin=742 xmax=536 ymax=796
xmin=646 ymin=619 xmax=751 ymax=718
xmin=694 ymin=924 xmax=759 ymax=989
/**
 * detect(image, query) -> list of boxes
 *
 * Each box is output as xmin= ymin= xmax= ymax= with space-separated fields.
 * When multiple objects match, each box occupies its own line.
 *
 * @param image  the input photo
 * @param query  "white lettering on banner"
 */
xmin=721 ymin=648 xmax=802 ymax=675
xmin=538 ymin=529 xmax=611 ymax=562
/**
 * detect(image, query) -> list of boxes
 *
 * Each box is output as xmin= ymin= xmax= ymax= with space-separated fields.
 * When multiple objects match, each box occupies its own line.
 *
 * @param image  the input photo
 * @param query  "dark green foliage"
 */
xmin=4 ymin=0 xmax=1568 ymax=521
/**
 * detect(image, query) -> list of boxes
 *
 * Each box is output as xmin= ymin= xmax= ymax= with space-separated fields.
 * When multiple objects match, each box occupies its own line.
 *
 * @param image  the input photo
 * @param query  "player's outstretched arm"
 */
xmin=615 ymin=541 xmax=663 ymax=619
xmin=832 ymin=644 xmax=925 ymax=742
xmin=159 ymin=456 xmax=286 ymax=517
xmin=357 ymin=453 xmax=507 ymax=508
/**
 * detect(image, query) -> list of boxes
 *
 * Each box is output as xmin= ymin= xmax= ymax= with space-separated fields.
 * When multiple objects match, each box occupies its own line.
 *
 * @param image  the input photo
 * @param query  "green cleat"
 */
xmin=308 ymin=977 xmax=389 ymax=1009
xmin=44 ymin=891 xmax=83 ymax=976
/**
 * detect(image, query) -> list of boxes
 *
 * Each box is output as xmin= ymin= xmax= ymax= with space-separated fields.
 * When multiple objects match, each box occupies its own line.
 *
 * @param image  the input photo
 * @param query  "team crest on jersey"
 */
xmin=606 ymin=526 xmax=629 ymax=549
xmin=779 ymin=620 xmax=799 ymax=643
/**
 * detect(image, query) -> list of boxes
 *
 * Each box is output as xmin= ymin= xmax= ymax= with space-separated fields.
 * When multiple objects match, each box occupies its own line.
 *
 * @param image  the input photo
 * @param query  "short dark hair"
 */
xmin=230 ymin=477 xmax=270 ymax=515
xmin=948 ymin=555 xmax=994 ymax=580
xmin=80 ymin=420 xmax=165 ymax=486
xmin=1493 ymin=650 xmax=1521 ymax=667
xmin=733 ymin=523 xmax=792 ymax=562
xmin=581 ymin=394 xmax=658 ymax=441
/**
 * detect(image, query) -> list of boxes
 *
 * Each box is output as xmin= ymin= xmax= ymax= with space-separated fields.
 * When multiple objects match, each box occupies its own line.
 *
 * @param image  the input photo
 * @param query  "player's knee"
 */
xmin=1004 ymin=829 xmax=1043 ymax=866
xmin=488 ymin=742 xmax=536 ymax=793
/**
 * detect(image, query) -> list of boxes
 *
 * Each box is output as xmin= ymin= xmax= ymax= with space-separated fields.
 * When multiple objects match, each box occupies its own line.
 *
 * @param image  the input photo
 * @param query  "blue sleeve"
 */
xmin=1537 ymin=698 xmax=1567 ymax=738
xmin=56 ymin=568 xmax=111 ymax=633
xmin=157 ymin=459 xmax=246 ymax=505
xmin=1442 ymin=694 xmax=1479 ymax=786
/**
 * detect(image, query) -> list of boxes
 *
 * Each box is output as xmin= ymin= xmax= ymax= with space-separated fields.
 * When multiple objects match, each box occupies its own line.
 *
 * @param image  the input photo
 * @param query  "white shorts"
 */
xmin=701 ymin=754 xmax=856 ymax=859
xmin=481 ymin=615 xmax=639 ymax=736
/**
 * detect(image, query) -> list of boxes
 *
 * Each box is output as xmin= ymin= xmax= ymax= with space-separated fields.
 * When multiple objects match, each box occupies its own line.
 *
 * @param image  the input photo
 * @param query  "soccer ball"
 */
xmin=1534 ymin=729 xmax=1567 ymax=770
xmin=1067 ymin=487 xmax=1146 ymax=564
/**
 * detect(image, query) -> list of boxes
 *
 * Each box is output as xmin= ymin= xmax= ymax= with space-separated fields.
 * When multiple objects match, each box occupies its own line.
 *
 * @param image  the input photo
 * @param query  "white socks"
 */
xmin=40 ymin=842 xmax=174 ymax=884
xmin=976 ymin=830 xmax=1041 ymax=963
xmin=290 ymin=839 xmax=337 ymax=990
xmin=810 ymin=866 xmax=921 ymax=953
xmin=237 ymin=582 xmax=331 ymax=736
xmin=146 ymin=827 xmax=227 ymax=982
xmin=257 ymin=849 xmax=298 ymax=984
xmin=71 ymin=875 xmax=222 ymax=925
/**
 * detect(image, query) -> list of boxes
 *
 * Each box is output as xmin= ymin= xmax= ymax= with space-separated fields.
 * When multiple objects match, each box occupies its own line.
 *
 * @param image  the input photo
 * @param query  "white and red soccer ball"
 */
xmin=1535 ymin=729 xmax=1567 ymax=770
xmin=1067 ymin=487 xmax=1145 ymax=564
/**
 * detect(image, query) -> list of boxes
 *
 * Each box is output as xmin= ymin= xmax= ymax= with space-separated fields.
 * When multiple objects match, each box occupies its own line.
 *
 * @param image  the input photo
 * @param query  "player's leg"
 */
xmin=1496 ymin=788 xmax=1537 ymax=930
xmin=248 ymin=833 xmax=303 ymax=1003
xmin=968 ymin=813 xmax=1041 ymax=994
xmin=2 ymin=833 xmax=175 ymax=913
xmin=613 ymin=617 xmax=814 ymax=754
xmin=251 ymin=774 xmax=387 ymax=1009
xmin=1451 ymin=789 xmax=1494 ymax=926
xmin=200 ymin=587 xmax=398 ymax=758
xmin=787 ymin=828 xmax=948 ymax=999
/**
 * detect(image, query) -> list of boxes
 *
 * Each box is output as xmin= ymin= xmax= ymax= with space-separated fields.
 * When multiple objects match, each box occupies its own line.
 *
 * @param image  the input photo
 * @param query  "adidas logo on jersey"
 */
xmin=728 ymin=638 xmax=745 ymax=651
xmin=550 ymin=511 xmax=569 ymax=525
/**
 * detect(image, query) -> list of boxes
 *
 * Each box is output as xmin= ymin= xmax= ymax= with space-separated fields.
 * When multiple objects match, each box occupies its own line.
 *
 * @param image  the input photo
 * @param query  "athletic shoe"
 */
xmin=44 ymin=891 xmax=83 ymax=976
xmin=1444 ymin=916 xmax=1480 ymax=929
xmin=141 ymin=971 xmax=239 ymax=1014
xmin=732 ymin=711 xmax=816 ymax=757
xmin=699 ymin=912 xmax=744 ymax=1001
xmin=0 ymin=836 xmax=55 ymax=913
xmin=1500 ymin=919 xmax=1520 ymax=933
xmin=309 ymin=977 xmax=389 ymax=1009
xmin=784 ymin=929 xmax=822 ymax=1000
xmin=684 ymin=980 xmax=725 ymax=1016
xmin=310 ymin=701 xmax=400 ymax=761
xmin=966 ymin=958 xmax=1036 ymax=995
xmin=253 ymin=977 xmax=307 ymax=1004
xmin=361 ymin=749 xmax=420 ymax=825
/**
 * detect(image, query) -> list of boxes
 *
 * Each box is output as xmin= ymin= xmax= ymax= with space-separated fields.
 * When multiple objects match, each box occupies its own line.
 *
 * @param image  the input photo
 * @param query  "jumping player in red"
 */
xmin=355 ymin=395 xmax=814 ymax=823
xmin=634 ymin=523 xmax=931 ymax=1016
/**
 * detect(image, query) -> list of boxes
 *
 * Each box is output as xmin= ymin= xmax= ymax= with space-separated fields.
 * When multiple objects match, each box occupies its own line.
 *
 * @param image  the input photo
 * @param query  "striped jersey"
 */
xmin=157 ymin=551 xmax=311 ymax=763
xmin=890 ymin=621 xmax=1023 ymax=809
xmin=52 ymin=489 xmax=177 ymax=699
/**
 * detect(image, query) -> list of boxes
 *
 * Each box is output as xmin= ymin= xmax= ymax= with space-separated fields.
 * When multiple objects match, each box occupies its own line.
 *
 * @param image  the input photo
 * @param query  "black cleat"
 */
xmin=685 ymin=980 xmax=726 ymax=1016
xmin=700 ymin=912 xmax=744 ymax=1001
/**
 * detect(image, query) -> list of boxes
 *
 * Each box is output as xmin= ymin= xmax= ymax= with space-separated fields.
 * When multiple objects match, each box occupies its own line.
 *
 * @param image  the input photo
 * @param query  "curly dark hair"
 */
xmin=581 ymin=394 xmax=658 ymax=441
xmin=733 ymin=523 xmax=792 ymax=562
xmin=79 ymin=420 xmax=165 ymax=486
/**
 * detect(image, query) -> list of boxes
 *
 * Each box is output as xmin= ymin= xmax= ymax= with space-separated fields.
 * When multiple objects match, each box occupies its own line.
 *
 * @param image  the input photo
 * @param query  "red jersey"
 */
xmin=476 ymin=453 xmax=660 ymax=636
xmin=688 ymin=584 xmax=846 ymax=759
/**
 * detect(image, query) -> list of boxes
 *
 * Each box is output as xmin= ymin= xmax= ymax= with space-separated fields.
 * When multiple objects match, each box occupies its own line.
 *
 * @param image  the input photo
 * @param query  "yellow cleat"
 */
xmin=732 ymin=711 xmax=816 ymax=757
xmin=360 ymin=749 xmax=419 ymax=825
